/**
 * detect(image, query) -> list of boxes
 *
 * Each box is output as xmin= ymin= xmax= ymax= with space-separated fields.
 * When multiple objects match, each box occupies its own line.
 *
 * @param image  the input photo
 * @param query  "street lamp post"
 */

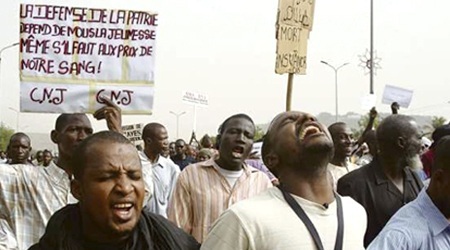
xmin=169 ymin=111 xmax=186 ymax=139
xmin=320 ymin=61 xmax=350 ymax=122
xmin=0 ymin=42 xmax=20 ymax=124
xmin=8 ymin=107 xmax=19 ymax=131
xmin=370 ymin=0 xmax=374 ymax=94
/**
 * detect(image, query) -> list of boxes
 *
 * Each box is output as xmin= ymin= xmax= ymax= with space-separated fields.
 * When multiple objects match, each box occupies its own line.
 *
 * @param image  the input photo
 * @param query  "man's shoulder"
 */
xmin=0 ymin=163 xmax=42 ymax=178
xmin=339 ymin=163 xmax=372 ymax=184
xmin=228 ymin=188 xmax=279 ymax=215
xmin=158 ymin=156 xmax=181 ymax=172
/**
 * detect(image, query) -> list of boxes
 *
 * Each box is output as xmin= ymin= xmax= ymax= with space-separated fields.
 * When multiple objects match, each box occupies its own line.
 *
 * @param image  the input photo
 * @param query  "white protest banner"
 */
xmin=381 ymin=84 xmax=414 ymax=108
xmin=182 ymin=91 xmax=209 ymax=107
xmin=122 ymin=123 xmax=144 ymax=144
xmin=19 ymin=4 xmax=158 ymax=114
xmin=275 ymin=0 xmax=315 ymax=75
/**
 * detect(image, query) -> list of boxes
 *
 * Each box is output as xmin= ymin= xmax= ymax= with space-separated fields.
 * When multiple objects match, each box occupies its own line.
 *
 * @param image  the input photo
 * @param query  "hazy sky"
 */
xmin=1 ymin=0 xmax=449 ymax=141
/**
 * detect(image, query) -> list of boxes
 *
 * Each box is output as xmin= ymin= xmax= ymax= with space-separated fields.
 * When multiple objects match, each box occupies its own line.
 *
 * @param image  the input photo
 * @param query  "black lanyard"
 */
xmin=278 ymin=186 xmax=344 ymax=250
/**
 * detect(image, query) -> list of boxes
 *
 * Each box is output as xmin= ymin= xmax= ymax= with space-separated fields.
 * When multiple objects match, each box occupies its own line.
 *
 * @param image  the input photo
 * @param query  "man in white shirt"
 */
xmin=140 ymin=123 xmax=180 ymax=218
xmin=327 ymin=122 xmax=359 ymax=189
xmin=202 ymin=111 xmax=367 ymax=250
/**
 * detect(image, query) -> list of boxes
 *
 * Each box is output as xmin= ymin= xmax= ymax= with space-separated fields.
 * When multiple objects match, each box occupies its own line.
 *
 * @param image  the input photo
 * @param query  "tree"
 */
xmin=431 ymin=116 xmax=447 ymax=129
xmin=254 ymin=126 xmax=265 ymax=142
xmin=352 ymin=112 xmax=381 ymax=140
xmin=0 ymin=123 xmax=15 ymax=151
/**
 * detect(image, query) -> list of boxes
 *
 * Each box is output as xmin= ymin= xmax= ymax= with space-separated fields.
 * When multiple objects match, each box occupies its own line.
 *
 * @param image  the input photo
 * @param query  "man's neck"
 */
xmin=330 ymin=156 xmax=347 ymax=167
xmin=215 ymin=158 xmax=242 ymax=171
xmin=56 ymin=156 xmax=72 ymax=176
xmin=144 ymin=149 xmax=159 ymax=163
xmin=280 ymin=167 xmax=335 ymax=205
xmin=379 ymin=156 xmax=404 ymax=180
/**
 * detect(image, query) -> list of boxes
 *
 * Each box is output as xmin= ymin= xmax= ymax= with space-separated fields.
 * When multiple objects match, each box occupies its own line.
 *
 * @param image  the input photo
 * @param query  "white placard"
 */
xmin=182 ymin=91 xmax=208 ymax=107
xmin=381 ymin=85 xmax=414 ymax=108
xmin=122 ymin=123 xmax=144 ymax=143
xmin=19 ymin=4 xmax=158 ymax=114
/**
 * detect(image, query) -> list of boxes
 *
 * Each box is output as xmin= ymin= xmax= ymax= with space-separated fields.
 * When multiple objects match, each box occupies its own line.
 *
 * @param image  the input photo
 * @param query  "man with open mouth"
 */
xmin=168 ymin=113 xmax=272 ymax=243
xmin=30 ymin=131 xmax=200 ymax=250
xmin=202 ymin=111 xmax=367 ymax=249
xmin=327 ymin=122 xmax=359 ymax=190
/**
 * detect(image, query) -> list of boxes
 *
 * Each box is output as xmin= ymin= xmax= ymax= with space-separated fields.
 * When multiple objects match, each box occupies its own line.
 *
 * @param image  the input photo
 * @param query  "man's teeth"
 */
xmin=113 ymin=203 xmax=133 ymax=209
xmin=299 ymin=126 xmax=320 ymax=139
xmin=232 ymin=152 xmax=243 ymax=157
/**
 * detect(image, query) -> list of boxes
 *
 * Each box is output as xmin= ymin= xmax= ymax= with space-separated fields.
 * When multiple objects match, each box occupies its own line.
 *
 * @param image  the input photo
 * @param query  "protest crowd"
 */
xmin=1 ymin=100 xmax=450 ymax=250
xmin=1 ymin=2 xmax=450 ymax=250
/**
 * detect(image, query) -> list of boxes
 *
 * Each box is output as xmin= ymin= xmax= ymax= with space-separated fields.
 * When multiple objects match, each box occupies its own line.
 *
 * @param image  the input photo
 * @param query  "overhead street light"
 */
xmin=320 ymin=61 xmax=350 ymax=122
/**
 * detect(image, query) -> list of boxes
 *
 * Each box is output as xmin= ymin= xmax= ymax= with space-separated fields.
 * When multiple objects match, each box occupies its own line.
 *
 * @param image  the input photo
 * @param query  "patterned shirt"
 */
xmin=140 ymin=151 xmax=179 ymax=218
xmin=167 ymin=158 xmax=272 ymax=243
xmin=368 ymin=189 xmax=450 ymax=250
xmin=0 ymin=162 xmax=76 ymax=250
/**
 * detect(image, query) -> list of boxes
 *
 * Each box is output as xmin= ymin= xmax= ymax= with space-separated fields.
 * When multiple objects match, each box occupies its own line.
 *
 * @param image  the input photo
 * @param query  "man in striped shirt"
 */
xmin=168 ymin=114 xmax=272 ymax=243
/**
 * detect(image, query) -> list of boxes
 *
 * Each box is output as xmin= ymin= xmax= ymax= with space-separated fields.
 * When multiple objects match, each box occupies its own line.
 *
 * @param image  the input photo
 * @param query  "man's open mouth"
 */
xmin=299 ymin=125 xmax=321 ymax=140
xmin=231 ymin=146 xmax=245 ymax=158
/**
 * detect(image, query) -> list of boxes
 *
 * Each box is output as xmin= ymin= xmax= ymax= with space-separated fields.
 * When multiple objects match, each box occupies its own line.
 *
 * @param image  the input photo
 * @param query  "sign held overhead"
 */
xmin=382 ymin=84 xmax=414 ymax=108
xmin=19 ymin=4 xmax=158 ymax=114
xmin=275 ymin=0 xmax=315 ymax=75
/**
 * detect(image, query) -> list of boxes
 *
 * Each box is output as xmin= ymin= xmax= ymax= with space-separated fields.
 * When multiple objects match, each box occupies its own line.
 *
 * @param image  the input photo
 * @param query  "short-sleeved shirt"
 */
xmin=201 ymin=187 xmax=367 ymax=250
xmin=337 ymin=157 xmax=423 ymax=247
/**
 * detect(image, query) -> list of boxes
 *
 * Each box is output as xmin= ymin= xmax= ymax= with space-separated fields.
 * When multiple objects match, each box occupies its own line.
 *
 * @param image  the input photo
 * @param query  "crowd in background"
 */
xmin=1 ymin=100 xmax=450 ymax=249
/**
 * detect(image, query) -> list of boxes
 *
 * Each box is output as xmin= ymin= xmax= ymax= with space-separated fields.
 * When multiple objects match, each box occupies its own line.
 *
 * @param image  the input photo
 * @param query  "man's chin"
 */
xmin=406 ymin=154 xmax=423 ymax=171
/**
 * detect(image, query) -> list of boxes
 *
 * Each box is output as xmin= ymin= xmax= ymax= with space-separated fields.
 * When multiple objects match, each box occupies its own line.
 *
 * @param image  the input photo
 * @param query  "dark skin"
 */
xmin=8 ymin=135 xmax=32 ymax=164
xmin=391 ymin=102 xmax=400 ymax=114
xmin=329 ymin=124 xmax=353 ymax=167
xmin=51 ymin=96 xmax=122 ymax=175
xmin=378 ymin=120 xmax=422 ymax=194
xmin=215 ymin=117 xmax=255 ymax=171
xmin=174 ymin=141 xmax=187 ymax=159
xmin=264 ymin=111 xmax=335 ymax=206
xmin=425 ymin=137 xmax=450 ymax=219
xmin=427 ymin=169 xmax=450 ymax=218
xmin=143 ymin=126 xmax=169 ymax=163
xmin=71 ymin=141 xmax=144 ymax=244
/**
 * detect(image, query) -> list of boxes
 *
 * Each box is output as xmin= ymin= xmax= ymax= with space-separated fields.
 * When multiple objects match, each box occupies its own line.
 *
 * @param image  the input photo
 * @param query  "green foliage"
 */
xmin=0 ymin=123 xmax=15 ymax=151
xmin=431 ymin=116 xmax=447 ymax=129
xmin=254 ymin=126 xmax=265 ymax=142
xmin=353 ymin=113 xmax=381 ymax=139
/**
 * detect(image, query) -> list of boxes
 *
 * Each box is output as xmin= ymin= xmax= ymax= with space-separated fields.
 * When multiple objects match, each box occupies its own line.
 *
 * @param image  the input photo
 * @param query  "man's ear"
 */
xmin=50 ymin=130 xmax=59 ymax=144
xmin=263 ymin=152 xmax=279 ymax=172
xmin=71 ymin=179 xmax=82 ymax=201
xmin=397 ymin=136 xmax=406 ymax=150
xmin=144 ymin=137 xmax=152 ymax=145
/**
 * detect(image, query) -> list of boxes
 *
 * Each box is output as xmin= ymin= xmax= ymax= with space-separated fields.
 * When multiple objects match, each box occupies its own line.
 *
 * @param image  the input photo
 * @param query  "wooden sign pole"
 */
xmin=286 ymin=73 xmax=294 ymax=111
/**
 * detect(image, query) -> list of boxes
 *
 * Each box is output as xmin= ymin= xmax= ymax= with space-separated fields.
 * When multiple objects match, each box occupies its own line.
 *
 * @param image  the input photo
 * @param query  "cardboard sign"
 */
xmin=182 ymin=91 xmax=209 ymax=107
xmin=275 ymin=0 xmax=315 ymax=75
xmin=381 ymin=85 xmax=414 ymax=108
xmin=19 ymin=4 xmax=158 ymax=114
xmin=122 ymin=123 xmax=143 ymax=143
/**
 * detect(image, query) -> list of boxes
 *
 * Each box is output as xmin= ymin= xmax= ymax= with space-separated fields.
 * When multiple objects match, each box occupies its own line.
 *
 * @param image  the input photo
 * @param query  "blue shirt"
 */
xmin=140 ymin=151 xmax=180 ymax=218
xmin=368 ymin=189 xmax=450 ymax=250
